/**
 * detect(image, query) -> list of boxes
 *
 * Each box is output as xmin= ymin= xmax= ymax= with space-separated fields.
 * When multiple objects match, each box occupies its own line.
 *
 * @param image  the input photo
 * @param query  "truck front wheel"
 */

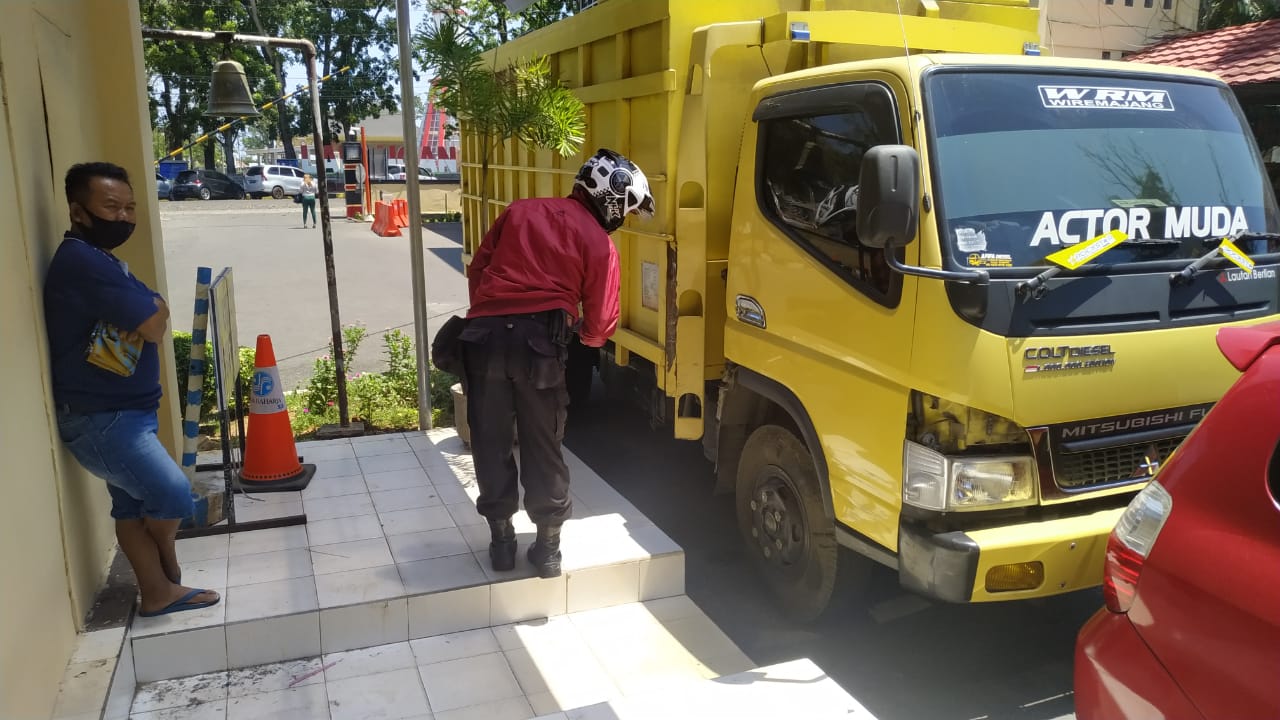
xmin=736 ymin=424 xmax=838 ymax=622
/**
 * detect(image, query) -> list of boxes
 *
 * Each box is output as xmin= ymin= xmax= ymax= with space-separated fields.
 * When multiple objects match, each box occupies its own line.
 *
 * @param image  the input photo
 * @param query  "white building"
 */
xmin=1039 ymin=0 xmax=1201 ymax=59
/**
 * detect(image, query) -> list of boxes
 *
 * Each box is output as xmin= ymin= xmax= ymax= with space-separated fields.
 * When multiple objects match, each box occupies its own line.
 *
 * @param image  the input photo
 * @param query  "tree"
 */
xmin=417 ymin=14 xmax=585 ymax=230
xmin=1200 ymin=0 xmax=1280 ymax=29
xmin=142 ymin=0 xmax=274 ymax=167
xmin=287 ymin=0 xmax=401 ymax=144
xmin=420 ymin=0 xmax=572 ymax=50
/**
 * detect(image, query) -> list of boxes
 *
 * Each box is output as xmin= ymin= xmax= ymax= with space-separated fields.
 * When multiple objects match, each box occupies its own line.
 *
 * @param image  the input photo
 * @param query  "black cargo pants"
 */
xmin=459 ymin=313 xmax=571 ymax=527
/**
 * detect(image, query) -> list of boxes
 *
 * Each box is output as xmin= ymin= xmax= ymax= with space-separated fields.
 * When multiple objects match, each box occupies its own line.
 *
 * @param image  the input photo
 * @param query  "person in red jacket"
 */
xmin=461 ymin=148 xmax=654 ymax=578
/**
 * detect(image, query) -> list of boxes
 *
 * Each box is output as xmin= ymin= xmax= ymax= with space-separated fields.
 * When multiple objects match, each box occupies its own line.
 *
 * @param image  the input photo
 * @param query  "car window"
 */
xmin=247 ymin=167 xmax=263 ymax=177
xmin=757 ymin=82 xmax=904 ymax=306
xmin=176 ymin=171 xmax=198 ymax=183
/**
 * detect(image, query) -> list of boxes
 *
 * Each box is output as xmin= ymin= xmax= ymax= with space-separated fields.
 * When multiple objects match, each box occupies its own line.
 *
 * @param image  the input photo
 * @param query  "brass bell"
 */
xmin=206 ymin=59 xmax=260 ymax=118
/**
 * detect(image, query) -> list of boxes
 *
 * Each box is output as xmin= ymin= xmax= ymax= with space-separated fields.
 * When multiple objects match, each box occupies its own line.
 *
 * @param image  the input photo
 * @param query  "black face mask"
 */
xmin=78 ymin=209 xmax=135 ymax=250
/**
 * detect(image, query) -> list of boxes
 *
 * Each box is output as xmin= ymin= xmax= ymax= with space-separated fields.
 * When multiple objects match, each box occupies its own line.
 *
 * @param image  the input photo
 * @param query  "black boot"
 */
xmin=527 ymin=524 xmax=562 ymax=579
xmin=488 ymin=518 xmax=516 ymax=572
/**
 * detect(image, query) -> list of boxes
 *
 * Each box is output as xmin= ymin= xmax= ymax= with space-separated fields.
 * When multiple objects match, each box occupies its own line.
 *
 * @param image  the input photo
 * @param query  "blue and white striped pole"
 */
xmin=181 ymin=266 xmax=212 ymax=481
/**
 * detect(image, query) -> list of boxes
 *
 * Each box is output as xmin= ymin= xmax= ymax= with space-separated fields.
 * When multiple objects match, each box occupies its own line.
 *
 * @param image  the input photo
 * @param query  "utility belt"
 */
xmin=500 ymin=309 xmax=576 ymax=347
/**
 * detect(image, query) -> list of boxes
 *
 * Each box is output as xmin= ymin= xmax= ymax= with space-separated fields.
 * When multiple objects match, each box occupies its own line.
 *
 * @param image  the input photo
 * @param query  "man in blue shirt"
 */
xmin=45 ymin=162 xmax=219 ymax=617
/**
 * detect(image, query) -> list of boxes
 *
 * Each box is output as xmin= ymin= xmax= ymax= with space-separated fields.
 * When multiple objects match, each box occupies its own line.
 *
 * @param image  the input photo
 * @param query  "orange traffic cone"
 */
xmin=239 ymin=334 xmax=316 ymax=491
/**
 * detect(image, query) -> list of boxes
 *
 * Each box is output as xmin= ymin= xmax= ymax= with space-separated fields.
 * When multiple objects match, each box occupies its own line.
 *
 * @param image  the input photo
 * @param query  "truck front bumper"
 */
xmin=898 ymin=505 xmax=1125 ymax=603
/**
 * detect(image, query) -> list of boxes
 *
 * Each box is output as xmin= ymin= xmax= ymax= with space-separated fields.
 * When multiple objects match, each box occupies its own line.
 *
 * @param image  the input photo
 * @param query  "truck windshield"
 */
xmin=924 ymin=70 xmax=1280 ymax=271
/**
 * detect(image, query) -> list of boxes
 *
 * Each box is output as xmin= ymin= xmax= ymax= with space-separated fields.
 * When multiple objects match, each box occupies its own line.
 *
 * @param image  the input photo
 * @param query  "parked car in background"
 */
xmin=155 ymin=172 xmax=172 ymax=200
xmin=244 ymin=164 xmax=305 ymax=199
xmin=1074 ymin=321 xmax=1280 ymax=719
xmin=168 ymin=168 xmax=245 ymax=201
xmin=385 ymin=162 xmax=434 ymax=181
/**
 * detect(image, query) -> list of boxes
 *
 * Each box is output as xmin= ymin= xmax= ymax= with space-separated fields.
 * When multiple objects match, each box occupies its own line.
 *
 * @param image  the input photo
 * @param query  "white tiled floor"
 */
xmin=132 ymin=429 xmax=686 ymax=684
xmin=130 ymin=598 xmax=754 ymax=720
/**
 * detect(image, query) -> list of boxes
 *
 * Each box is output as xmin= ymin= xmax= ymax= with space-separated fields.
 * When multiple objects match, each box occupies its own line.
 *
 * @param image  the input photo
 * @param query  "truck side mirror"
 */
xmin=856 ymin=145 xmax=920 ymax=249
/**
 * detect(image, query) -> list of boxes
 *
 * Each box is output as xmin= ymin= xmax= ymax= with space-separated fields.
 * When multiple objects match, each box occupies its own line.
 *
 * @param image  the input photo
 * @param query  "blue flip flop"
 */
xmin=139 ymin=588 xmax=220 ymax=617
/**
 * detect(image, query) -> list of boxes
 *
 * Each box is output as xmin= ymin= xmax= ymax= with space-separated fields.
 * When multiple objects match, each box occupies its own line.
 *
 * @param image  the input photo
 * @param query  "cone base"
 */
xmin=237 ymin=463 xmax=317 ymax=492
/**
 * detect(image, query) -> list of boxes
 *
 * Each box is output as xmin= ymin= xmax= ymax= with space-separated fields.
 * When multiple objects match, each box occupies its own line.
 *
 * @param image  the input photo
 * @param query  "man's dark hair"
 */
xmin=65 ymin=162 xmax=131 ymax=207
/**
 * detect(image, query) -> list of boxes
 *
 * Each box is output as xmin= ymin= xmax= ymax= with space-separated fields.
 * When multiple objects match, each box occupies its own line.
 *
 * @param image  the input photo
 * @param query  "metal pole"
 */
xmin=141 ymin=27 xmax=352 ymax=427
xmin=306 ymin=52 xmax=351 ymax=426
xmin=397 ymin=0 xmax=434 ymax=430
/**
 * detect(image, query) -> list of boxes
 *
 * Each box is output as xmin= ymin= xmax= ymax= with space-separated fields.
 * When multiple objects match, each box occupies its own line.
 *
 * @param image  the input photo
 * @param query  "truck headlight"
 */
xmin=904 ymin=441 xmax=1038 ymax=511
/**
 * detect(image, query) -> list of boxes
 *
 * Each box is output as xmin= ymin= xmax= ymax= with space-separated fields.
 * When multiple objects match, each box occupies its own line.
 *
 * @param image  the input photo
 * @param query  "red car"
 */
xmin=1074 ymin=322 xmax=1280 ymax=719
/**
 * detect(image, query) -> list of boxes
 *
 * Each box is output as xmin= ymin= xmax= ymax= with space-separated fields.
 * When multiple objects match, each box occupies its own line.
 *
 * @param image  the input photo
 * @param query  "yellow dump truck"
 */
xmin=461 ymin=0 xmax=1280 ymax=619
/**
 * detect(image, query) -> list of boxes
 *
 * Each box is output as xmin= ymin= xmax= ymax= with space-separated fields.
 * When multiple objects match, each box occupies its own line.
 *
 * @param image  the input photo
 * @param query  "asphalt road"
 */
xmin=158 ymin=196 xmax=468 ymax=392
xmin=159 ymin=202 xmax=1090 ymax=719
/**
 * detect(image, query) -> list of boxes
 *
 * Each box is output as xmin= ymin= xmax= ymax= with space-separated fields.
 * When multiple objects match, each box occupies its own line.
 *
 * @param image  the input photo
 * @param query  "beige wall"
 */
xmin=1040 ymin=0 xmax=1200 ymax=59
xmin=0 ymin=1 xmax=176 ymax=716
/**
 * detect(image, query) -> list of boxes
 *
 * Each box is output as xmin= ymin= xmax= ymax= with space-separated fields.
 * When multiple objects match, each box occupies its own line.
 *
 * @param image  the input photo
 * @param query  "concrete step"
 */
xmin=124 ymin=597 xmax=759 ymax=718
xmin=129 ymin=429 xmax=685 ymax=684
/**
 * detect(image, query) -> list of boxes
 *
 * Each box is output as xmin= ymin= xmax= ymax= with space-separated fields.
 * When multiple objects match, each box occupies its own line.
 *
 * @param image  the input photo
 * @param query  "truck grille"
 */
xmin=1053 ymin=435 xmax=1186 ymax=490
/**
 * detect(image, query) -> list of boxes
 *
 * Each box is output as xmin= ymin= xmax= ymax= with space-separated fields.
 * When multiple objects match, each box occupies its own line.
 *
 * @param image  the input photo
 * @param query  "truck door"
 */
xmin=726 ymin=77 xmax=918 ymax=550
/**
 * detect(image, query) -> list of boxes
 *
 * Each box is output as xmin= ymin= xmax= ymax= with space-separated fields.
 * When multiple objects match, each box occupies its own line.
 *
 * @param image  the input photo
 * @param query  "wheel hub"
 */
xmin=750 ymin=470 xmax=806 ymax=572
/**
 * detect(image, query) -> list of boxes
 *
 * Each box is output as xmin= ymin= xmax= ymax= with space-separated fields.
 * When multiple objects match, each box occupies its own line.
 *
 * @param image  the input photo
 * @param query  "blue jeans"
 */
xmin=56 ymin=409 xmax=194 ymax=520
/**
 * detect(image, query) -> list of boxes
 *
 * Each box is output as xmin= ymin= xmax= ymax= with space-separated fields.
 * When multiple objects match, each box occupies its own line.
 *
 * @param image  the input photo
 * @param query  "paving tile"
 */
xmin=663 ymin=614 xmax=747 ymax=661
xmin=129 ymin=699 xmax=228 ymax=719
xmin=227 ymin=548 xmax=313 ymax=587
xmin=224 ymin=683 xmax=328 ymax=720
xmin=235 ymin=490 xmax=303 ymax=506
xmin=491 ymin=576 xmax=568 ymax=626
xmin=326 ymin=667 xmax=430 ymax=720
xmin=491 ymin=615 xmax=584 ymax=653
xmin=228 ymin=525 xmax=309 ymax=556
xmin=398 ymin=554 xmax=487 ymax=595
xmin=319 ymin=599 xmax=409 ymax=654
xmin=176 ymin=535 xmax=231 ymax=564
xmin=131 ymin=670 xmax=229 ymax=714
xmin=310 ymin=538 xmax=395 ymax=576
xmin=370 ymin=486 xmax=444 ymax=513
xmin=304 ymin=492 xmax=375 ymax=521
xmin=306 ymin=514 xmax=384 ymax=547
xmin=474 ymin=549 xmax=540 ymax=584
xmin=445 ymin=501 xmax=484 ymax=528
xmin=70 ymin=627 xmax=125 ymax=664
xmin=422 ymin=462 xmax=472 ymax=487
xmin=566 ymin=562 xmax=640 ymax=614
xmin=352 ymin=437 xmax=413 ymax=457
xmin=233 ymin=499 xmax=304 ymax=523
xmin=358 ymin=452 xmax=422 ymax=475
xmin=431 ymin=480 xmax=475 ymax=506
xmin=386 ymin=527 xmax=471 ymax=563
xmin=419 ymin=652 xmax=524 ymax=713
xmin=640 ymin=595 xmax=702 ymax=623
xmin=434 ymin=696 xmax=535 ymax=720
xmin=380 ymin=505 xmax=457 ymax=536
xmin=408 ymin=586 xmax=491 ymax=639
xmin=313 ymin=457 xmax=362 ymax=479
xmin=301 ymin=474 xmax=368 ymax=501
xmin=105 ymin=633 xmax=136 ymax=719
xmin=225 ymin=576 xmax=318 ymax=622
xmin=52 ymin=658 xmax=113 ymax=717
xmin=352 ymin=432 xmax=404 ymax=444
xmin=409 ymin=628 xmax=499 ymax=666
xmin=315 ymin=565 xmax=405 ymax=608
xmin=638 ymin=555 xmax=684 ymax=601
xmin=225 ymin=657 xmax=324 ymax=698
xmin=132 ymin=591 xmax=227 ymax=638
xmin=178 ymin=557 xmax=231 ymax=592
xmin=226 ymin=612 xmax=321 ymax=668
xmin=363 ymin=468 xmax=432 ymax=493
xmin=322 ymin=641 xmax=415 ymax=682
xmin=296 ymin=441 xmax=355 ymax=462
xmin=134 ymin=626 xmax=228 ymax=683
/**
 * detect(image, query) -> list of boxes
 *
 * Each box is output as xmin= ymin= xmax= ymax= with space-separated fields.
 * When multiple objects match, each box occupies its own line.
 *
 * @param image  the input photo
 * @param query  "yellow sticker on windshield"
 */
xmin=1218 ymin=238 xmax=1255 ymax=273
xmin=1045 ymin=230 xmax=1127 ymax=270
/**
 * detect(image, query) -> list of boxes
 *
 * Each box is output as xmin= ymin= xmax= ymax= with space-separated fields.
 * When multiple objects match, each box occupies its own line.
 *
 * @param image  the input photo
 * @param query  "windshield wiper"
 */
xmin=1171 ymin=232 xmax=1280 ymax=285
xmin=1017 ymin=237 xmax=1178 ymax=302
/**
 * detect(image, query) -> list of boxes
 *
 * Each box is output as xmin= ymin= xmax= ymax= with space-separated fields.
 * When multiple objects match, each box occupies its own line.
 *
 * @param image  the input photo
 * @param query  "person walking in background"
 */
xmin=44 ymin=162 xmax=220 ymax=617
xmin=300 ymin=173 xmax=318 ymax=228
xmin=461 ymin=148 xmax=654 ymax=578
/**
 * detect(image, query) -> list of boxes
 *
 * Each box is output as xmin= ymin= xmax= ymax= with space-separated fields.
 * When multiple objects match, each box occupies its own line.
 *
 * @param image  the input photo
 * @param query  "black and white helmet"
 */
xmin=573 ymin=148 xmax=654 ymax=232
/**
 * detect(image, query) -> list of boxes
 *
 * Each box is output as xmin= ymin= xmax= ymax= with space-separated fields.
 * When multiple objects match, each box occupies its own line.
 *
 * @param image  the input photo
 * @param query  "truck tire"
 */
xmin=736 ymin=424 xmax=839 ymax=622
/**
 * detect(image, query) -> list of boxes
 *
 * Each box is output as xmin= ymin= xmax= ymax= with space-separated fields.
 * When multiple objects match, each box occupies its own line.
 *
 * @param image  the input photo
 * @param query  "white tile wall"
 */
xmin=318 ymin=599 xmax=409 ymax=654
